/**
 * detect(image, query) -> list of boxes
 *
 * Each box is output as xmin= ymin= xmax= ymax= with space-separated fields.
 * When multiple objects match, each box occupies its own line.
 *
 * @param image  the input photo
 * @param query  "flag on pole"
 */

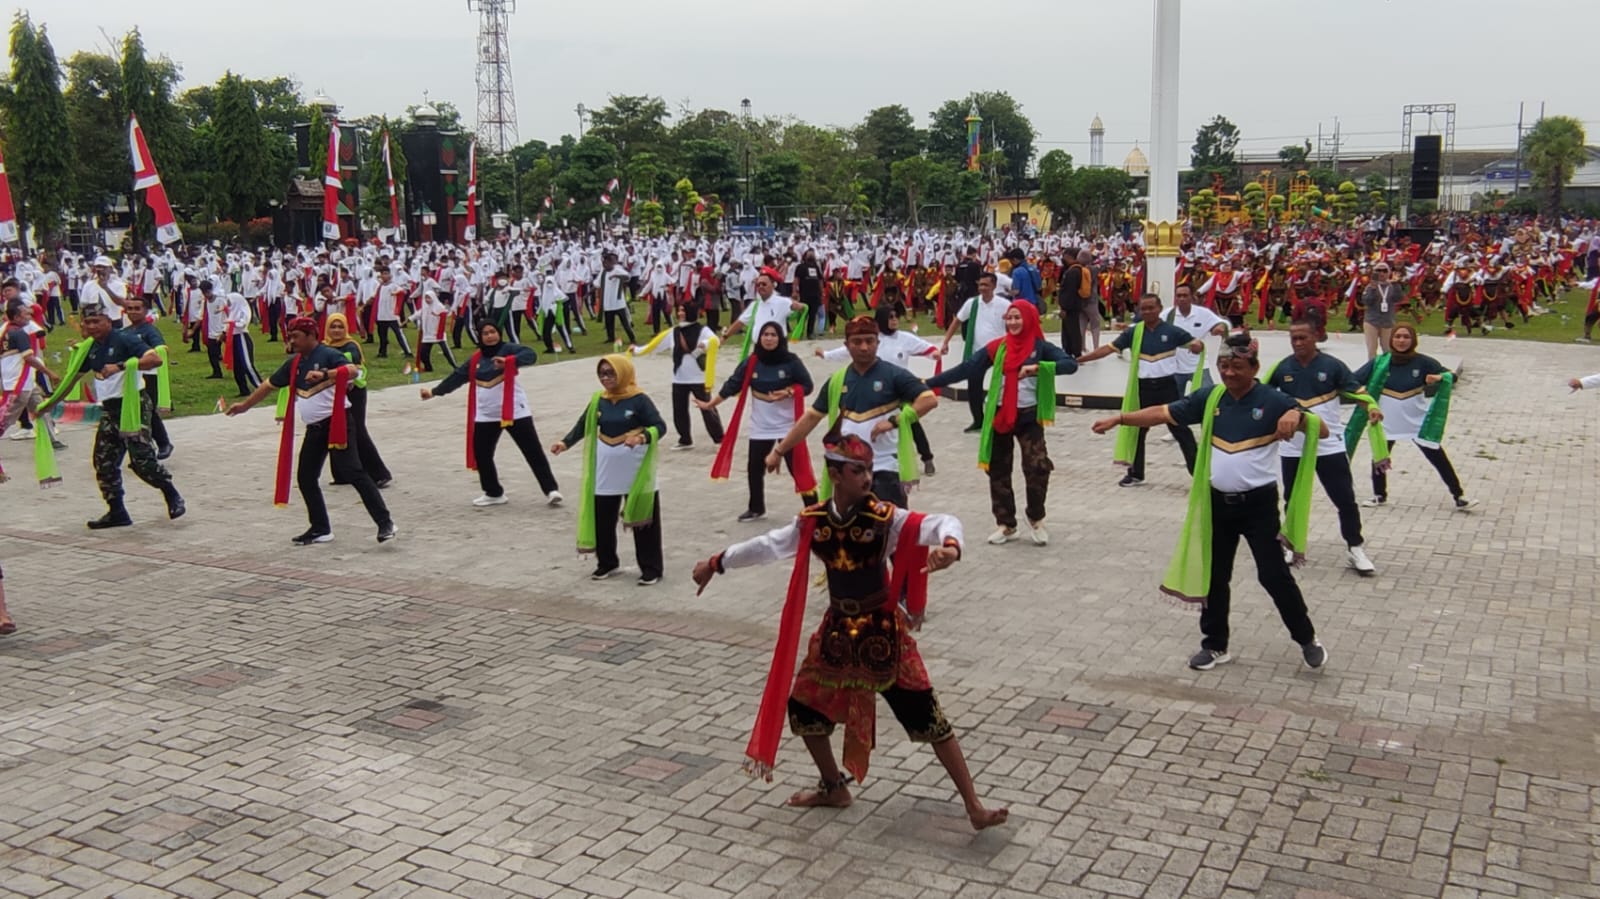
xmin=321 ymin=122 xmax=342 ymax=241
xmin=599 ymin=191 xmax=613 ymax=206
xmin=621 ymin=186 xmax=634 ymax=219
xmin=463 ymin=141 xmax=478 ymax=242
xmin=605 ymin=177 xmax=619 ymax=192
xmin=381 ymin=131 xmax=399 ymax=228
xmin=542 ymin=195 xmax=553 ymax=210
xmin=0 ymin=143 xmax=17 ymax=244
xmin=128 ymin=114 xmax=182 ymax=245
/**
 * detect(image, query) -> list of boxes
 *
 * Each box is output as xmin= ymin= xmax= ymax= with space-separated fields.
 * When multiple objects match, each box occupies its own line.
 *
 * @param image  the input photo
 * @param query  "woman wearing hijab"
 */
xmin=697 ymin=321 xmax=816 ymax=522
xmin=1351 ymin=324 xmax=1478 ymax=511
xmin=634 ymin=304 xmax=724 ymax=450
xmin=552 ymin=355 xmax=668 ymax=585
xmin=421 ymin=321 xmax=562 ymax=508
xmin=816 ymin=304 xmax=940 ymax=475
xmin=927 ymin=302 xmax=1077 ymax=546
xmin=324 ymin=313 xmax=393 ymax=488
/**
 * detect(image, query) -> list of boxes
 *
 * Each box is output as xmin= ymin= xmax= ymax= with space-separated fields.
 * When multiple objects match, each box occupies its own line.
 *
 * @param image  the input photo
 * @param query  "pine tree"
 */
xmin=213 ymin=71 xmax=269 ymax=223
xmin=6 ymin=14 xmax=74 ymax=249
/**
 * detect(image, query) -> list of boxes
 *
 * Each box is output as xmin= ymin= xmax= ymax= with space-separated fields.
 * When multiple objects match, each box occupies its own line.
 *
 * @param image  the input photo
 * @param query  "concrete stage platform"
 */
xmin=883 ymin=327 xmax=1465 ymax=410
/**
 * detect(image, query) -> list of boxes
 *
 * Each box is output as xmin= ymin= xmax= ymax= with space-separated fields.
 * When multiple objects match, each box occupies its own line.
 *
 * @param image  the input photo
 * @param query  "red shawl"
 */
xmin=274 ymin=358 xmax=351 ymax=506
xmin=465 ymin=351 xmax=518 ymax=470
xmin=222 ymin=322 xmax=235 ymax=371
xmin=710 ymin=358 xmax=817 ymax=494
xmin=983 ymin=301 xmax=1042 ymax=435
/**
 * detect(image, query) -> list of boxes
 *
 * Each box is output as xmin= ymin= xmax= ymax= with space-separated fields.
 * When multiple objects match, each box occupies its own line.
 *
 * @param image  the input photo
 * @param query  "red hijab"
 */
xmin=984 ymin=301 xmax=1043 ymax=434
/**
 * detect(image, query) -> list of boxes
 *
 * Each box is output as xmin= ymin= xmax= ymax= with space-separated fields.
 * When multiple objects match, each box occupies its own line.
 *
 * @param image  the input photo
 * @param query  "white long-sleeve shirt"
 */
xmin=1579 ymin=373 xmax=1600 ymax=391
xmin=719 ymin=505 xmax=963 ymax=571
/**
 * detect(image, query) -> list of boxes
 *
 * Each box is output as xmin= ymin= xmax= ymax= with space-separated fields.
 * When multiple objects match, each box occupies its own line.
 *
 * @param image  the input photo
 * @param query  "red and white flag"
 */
xmin=542 ymin=195 xmax=553 ymax=210
xmin=321 ymin=123 xmax=342 ymax=241
xmin=128 ymin=114 xmax=181 ymax=245
xmin=599 ymin=191 xmax=613 ymax=206
xmin=381 ymin=131 xmax=399 ymax=228
xmin=621 ymin=186 xmax=634 ymax=219
xmin=463 ymin=141 xmax=478 ymax=242
xmin=566 ymin=197 xmax=576 ymax=208
xmin=0 ymin=143 xmax=17 ymax=244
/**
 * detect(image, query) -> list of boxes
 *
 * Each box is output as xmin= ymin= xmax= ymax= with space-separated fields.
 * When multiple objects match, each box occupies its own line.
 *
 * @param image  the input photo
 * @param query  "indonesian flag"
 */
xmin=599 ymin=191 xmax=612 ymax=206
xmin=533 ymin=214 xmax=542 ymax=231
xmin=566 ymin=197 xmax=576 ymax=208
xmin=463 ymin=141 xmax=478 ymax=242
xmin=321 ymin=122 xmax=342 ymax=241
xmin=621 ymin=187 xmax=634 ymax=219
xmin=128 ymin=114 xmax=181 ymax=245
xmin=381 ymin=131 xmax=399 ymax=228
xmin=542 ymin=195 xmax=553 ymax=210
xmin=0 ymin=143 xmax=16 ymax=244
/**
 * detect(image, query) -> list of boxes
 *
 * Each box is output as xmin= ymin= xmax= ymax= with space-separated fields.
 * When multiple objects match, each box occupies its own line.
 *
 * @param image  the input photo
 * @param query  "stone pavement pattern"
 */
xmin=0 ymin=332 xmax=1596 ymax=899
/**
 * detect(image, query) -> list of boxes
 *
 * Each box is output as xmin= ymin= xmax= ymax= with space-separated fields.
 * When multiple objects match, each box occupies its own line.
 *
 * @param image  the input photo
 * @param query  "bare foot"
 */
xmin=787 ymin=784 xmax=852 ymax=809
xmin=968 ymin=805 xmax=1009 ymax=831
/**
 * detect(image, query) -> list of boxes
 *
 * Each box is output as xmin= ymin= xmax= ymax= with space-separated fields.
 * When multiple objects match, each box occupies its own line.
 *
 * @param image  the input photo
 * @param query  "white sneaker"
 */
xmin=7 ymin=428 xmax=33 ymax=441
xmin=1028 ymin=521 xmax=1049 ymax=546
xmin=546 ymin=491 xmax=564 ymax=506
xmin=987 ymin=527 xmax=1017 ymax=545
xmin=472 ymin=493 xmax=509 ymax=507
xmin=1346 ymin=545 xmax=1376 ymax=576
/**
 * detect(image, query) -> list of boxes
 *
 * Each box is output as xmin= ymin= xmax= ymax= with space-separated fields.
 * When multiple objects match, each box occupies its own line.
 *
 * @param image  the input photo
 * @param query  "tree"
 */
xmin=679 ymin=138 xmax=739 ymax=202
xmin=64 ymin=52 xmax=124 ymax=218
xmin=5 ymin=14 xmax=73 ymax=248
xmin=213 ymin=71 xmax=272 ymax=222
xmin=890 ymin=156 xmax=938 ymax=226
xmin=1034 ymin=149 xmax=1075 ymax=222
xmin=1241 ymin=180 xmax=1266 ymax=224
xmin=307 ymin=105 xmax=330 ymax=179
xmin=1188 ymin=188 xmax=1217 ymax=229
xmin=1188 ymin=115 xmax=1241 ymax=192
xmin=754 ymin=152 xmax=804 ymax=217
xmin=856 ymin=104 xmax=923 ymax=205
xmin=1277 ymin=140 xmax=1310 ymax=166
xmin=1521 ymin=115 xmax=1587 ymax=216
xmin=927 ymin=92 xmax=1036 ymax=191
xmin=1331 ymin=180 xmax=1360 ymax=222
xmin=555 ymin=133 xmax=618 ymax=224
xmin=670 ymin=108 xmax=738 ymax=146
xmin=587 ymin=94 xmax=670 ymax=165
xmin=360 ymin=119 xmax=407 ymax=230
xmin=1071 ymin=167 xmax=1134 ymax=232
xmin=781 ymin=124 xmax=866 ymax=210
xmin=634 ymin=199 xmax=665 ymax=237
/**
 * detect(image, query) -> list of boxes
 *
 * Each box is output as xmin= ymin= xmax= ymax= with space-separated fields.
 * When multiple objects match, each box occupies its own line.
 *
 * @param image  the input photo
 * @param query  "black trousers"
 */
xmin=417 ymin=342 xmax=458 ymax=372
xmin=564 ymin=296 xmax=588 ymax=333
xmin=230 ymin=332 xmax=262 ymax=396
xmin=206 ymin=336 xmax=224 ymax=377
xmin=745 ymin=438 xmax=814 ymax=515
xmin=1131 ymin=377 xmax=1197 ymax=480
xmin=670 ymin=383 xmax=724 ymax=445
xmin=1281 ymin=452 xmax=1363 ymax=547
xmin=541 ymin=309 xmax=573 ymax=352
xmin=140 ymin=374 xmax=172 ymax=451
xmin=871 ymin=469 xmax=907 ymax=509
xmin=375 ymin=320 xmax=410 ymax=357
xmin=592 ymin=491 xmax=662 ymax=579
xmin=1373 ymin=440 xmax=1463 ymax=499
xmin=965 ymin=371 xmax=986 ymax=428
xmin=346 ymin=388 xmax=390 ymax=483
xmin=1059 ymin=302 xmax=1085 ymax=356
xmin=298 ymin=413 xmax=391 ymax=535
xmin=265 ymin=300 xmax=285 ymax=341
xmin=910 ymin=420 xmax=932 ymax=462
xmin=603 ymin=309 xmax=637 ymax=344
xmin=473 ymin=417 xmax=559 ymax=497
xmin=1199 ymin=484 xmax=1316 ymax=653
xmin=509 ymin=310 xmax=528 ymax=344
xmin=452 ymin=306 xmax=475 ymax=348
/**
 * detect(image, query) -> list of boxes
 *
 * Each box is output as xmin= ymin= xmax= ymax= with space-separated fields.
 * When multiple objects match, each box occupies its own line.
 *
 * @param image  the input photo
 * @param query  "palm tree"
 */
xmin=1521 ymin=116 xmax=1587 ymax=216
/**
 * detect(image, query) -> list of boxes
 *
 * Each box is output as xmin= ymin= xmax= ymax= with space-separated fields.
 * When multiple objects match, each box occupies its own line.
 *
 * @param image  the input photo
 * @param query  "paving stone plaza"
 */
xmin=1 ymin=331 xmax=1596 ymax=899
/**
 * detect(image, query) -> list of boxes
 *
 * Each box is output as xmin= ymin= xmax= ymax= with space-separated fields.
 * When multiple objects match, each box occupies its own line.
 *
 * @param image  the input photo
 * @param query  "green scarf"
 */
xmin=33 ymin=421 xmax=60 ymax=487
xmin=788 ymin=306 xmax=809 ymax=343
xmin=39 ymin=339 xmax=93 ymax=408
xmin=1112 ymin=322 xmax=1145 ymax=465
xmin=962 ymin=300 xmax=978 ymax=361
xmin=576 ymin=393 xmax=661 ymax=552
xmin=976 ymin=345 xmax=1057 ymax=469
xmin=1162 ymin=386 xmax=1321 ymax=603
xmin=151 ymin=346 xmax=172 ymax=411
xmin=1417 ymin=372 xmax=1454 ymax=447
xmin=815 ymin=366 xmax=917 ymax=502
xmin=116 ymin=366 xmax=144 ymax=439
xmin=1343 ymin=353 xmax=1393 ymax=467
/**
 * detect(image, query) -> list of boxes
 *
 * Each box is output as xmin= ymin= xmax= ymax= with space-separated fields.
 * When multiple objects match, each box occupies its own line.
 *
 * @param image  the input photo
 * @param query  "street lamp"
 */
xmin=740 ymin=98 xmax=753 ymax=221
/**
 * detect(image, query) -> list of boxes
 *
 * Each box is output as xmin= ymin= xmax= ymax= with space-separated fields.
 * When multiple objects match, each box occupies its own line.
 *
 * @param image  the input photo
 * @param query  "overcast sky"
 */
xmin=37 ymin=0 xmax=1600 ymax=163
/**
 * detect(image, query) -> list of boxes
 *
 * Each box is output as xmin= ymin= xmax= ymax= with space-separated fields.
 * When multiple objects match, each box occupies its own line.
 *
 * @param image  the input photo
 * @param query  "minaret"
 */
xmin=1090 ymin=114 xmax=1105 ymax=168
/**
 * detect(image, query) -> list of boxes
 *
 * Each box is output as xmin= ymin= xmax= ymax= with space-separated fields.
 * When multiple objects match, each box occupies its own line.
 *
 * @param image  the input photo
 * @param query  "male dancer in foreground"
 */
xmin=693 ymin=431 xmax=1008 ymax=831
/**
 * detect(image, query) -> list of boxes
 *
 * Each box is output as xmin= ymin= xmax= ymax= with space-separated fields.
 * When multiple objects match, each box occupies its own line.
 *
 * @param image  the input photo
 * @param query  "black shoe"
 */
xmin=590 ymin=565 xmax=620 ymax=581
xmin=1188 ymin=648 xmax=1231 ymax=671
xmin=738 ymin=510 xmax=766 ymax=523
xmin=377 ymin=522 xmax=398 ymax=543
xmin=156 ymin=445 xmax=173 ymax=460
xmin=205 ymin=374 xmax=223 ymax=380
xmin=87 ymin=510 xmax=133 ymax=530
xmin=164 ymin=491 xmax=186 ymax=521
xmin=376 ymin=352 xmax=389 ymax=359
xmin=637 ymin=575 xmax=661 ymax=586
xmin=375 ymin=477 xmax=393 ymax=489
xmin=963 ymin=423 xmax=983 ymax=433
xmin=1118 ymin=475 xmax=1145 ymax=488
xmin=1301 ymin=639 xmax=1328 ymax=670
xmin=291 ymin=529 xmax=333 ymax=546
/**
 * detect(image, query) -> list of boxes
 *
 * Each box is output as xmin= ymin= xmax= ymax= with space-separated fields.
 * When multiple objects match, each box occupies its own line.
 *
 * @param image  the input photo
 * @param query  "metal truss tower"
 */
xmin=1400 ymin=103 xmax=1456 ymax=211
xmin=469 ymin=0 xmax=518 ymax=153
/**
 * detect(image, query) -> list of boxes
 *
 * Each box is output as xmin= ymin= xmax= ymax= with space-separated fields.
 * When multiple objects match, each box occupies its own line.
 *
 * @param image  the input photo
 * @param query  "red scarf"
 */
xmin=464 ymin=350 xmax=518 ymax=470
xmin=273 ymin=357 xmax=351 ymax=506
xmin=222 ymin=322 xmax=235 ymax=371
xmin=983 ymin=301 xmax=1043 ymax=435
xmin=743 ymin=510 xmax=928 ymax=780
xmin=710 ymin=358 xmax=817 ymax=494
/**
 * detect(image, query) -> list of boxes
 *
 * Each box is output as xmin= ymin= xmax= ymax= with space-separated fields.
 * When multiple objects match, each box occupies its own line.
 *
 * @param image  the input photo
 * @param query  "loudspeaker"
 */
xmin=1410 ymin=135 xmax=1441 ymax=201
